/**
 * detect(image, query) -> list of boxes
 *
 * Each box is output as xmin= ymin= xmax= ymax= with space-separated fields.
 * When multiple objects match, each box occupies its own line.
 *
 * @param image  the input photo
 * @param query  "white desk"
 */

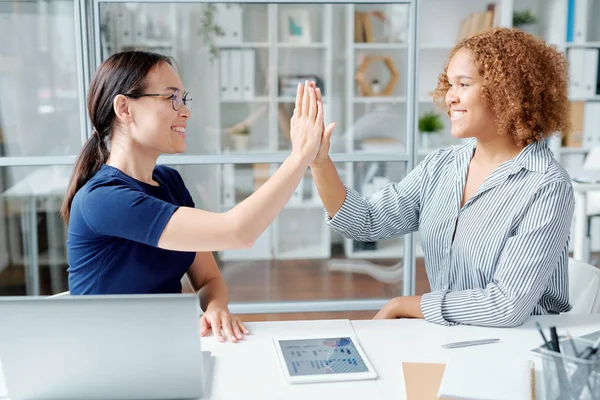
xmin=1 ymin=315 xmax=600 ymax=400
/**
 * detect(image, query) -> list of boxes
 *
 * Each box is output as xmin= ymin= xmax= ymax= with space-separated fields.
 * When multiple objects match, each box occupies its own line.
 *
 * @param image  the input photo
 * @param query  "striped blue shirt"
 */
xmin=327 ymin=139 xmax=574 ymax=327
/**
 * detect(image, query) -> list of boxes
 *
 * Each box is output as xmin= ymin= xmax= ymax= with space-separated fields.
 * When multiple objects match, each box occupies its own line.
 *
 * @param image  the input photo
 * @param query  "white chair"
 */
xmin=581 ymin=146 xmax=600 ymax=263
xmin=568 ymin=258 xmax=600 ymax=314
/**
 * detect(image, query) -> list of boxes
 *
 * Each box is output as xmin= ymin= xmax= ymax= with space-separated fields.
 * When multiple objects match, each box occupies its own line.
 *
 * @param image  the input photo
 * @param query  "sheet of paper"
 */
xmin=438 ymin=353 xmax=532 ymax=400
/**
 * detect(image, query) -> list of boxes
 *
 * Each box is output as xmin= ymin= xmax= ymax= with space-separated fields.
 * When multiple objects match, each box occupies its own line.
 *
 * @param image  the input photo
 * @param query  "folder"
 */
xmin=219 ymin=50 xmax=231 ymax=100
xmin=229 ymin=50 xmax=242 ymax=100
xmin=242 ymin=50 xmax=255 ymax=99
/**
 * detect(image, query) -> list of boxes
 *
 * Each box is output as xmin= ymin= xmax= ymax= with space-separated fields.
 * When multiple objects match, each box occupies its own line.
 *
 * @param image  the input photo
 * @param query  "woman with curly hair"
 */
xmin=310 ymin=28 xmax=574 ymax=327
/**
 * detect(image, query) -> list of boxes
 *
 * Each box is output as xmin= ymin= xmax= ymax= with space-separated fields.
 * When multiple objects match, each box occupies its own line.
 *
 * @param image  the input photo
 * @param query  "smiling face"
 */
xmin=127 ymin=62 xmax=191 ymax=155
xmin=445 ymin=48 xmax=497 ymax=140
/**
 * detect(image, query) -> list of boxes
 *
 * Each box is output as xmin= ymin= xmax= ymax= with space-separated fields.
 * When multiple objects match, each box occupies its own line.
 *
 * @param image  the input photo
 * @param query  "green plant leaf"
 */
xmin=418 ymin=111 xmax=444 ymax=133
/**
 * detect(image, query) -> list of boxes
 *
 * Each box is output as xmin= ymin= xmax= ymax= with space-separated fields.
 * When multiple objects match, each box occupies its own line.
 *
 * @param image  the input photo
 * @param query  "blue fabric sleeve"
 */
xmin=81 ymin=183 xmax=179 ymax=247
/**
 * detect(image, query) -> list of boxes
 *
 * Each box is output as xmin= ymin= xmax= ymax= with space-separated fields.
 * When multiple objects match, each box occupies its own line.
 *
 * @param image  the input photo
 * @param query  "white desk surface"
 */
xmin=1 ymin=315 xmax=600 ymax=400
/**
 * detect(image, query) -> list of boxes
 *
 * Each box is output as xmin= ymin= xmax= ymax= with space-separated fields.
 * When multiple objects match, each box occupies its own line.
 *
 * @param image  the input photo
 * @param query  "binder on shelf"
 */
xmin=229 ymin=50 xmax=242 ymax=100
xmin=219 ymin=50 xmax=231 ymax=100
xmin=566 ymin=0 xmax=576 ymax=42
xmin=242 ymin=49 xmax=255 ymax=99
xmin=573 ymin=0 xmax=589 ymax=43
xmin=214 ymin=4 xmax=242 ymax=46
xmin=583 ymin=102 xmax=600 ymax=147
xmin=222 ymin=164 xmax=235 ymax=208
xmin=569 ymin=49 xmax=586 ymax=99
xmin=583 ymin=48 xmax=599 ymax=98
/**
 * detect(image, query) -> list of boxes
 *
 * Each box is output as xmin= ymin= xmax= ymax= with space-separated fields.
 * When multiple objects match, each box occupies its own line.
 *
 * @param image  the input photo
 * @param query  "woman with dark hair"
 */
xmin=309 ymin=28 xmax=574 ymax=327
xmin=62 ymin=51 xmax=334 ymax=342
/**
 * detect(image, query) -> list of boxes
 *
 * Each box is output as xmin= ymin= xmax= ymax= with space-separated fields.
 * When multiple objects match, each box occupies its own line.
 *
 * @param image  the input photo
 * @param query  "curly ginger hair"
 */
xmin=432 ymin=28 xmax=570 ymax=147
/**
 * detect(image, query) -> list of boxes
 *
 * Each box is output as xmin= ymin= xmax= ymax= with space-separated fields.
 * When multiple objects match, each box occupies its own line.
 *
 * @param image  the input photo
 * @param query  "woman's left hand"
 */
xmin=373 ymin=296 xmax=424 ymax=320
xmin=200 ymin=303 xmax=249 ymax=343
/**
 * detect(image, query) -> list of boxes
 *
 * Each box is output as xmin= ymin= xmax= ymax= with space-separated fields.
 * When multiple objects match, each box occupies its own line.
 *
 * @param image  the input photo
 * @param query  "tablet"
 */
xmin=273 ymin=336 xmax=377 ymax=384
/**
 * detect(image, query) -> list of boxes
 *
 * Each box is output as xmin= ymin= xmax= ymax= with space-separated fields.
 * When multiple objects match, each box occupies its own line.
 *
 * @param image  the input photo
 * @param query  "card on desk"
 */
xmin=402 ymin=362 xmax=446 ymax=400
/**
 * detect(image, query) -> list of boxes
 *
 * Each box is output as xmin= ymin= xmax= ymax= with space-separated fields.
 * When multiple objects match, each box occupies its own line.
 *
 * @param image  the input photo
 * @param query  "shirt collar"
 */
xmin=455 ymin=138 xmax=552 ymax=175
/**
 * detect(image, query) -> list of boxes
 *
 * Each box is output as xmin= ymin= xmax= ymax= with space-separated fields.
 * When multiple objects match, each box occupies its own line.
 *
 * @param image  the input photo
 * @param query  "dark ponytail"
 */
xmin=61 ymin=51 xmax=172 ymax=224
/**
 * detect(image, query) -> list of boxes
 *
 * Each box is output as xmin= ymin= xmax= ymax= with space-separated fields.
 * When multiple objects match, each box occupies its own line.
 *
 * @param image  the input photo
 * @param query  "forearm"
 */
xmin=421 ymin=286 xmax=531 ymax=327
xmin=310 ymin=157 xmax=347 ymax=218
xmin=199 ymin=275 xmax=229 ymax=312
xmin=228 ymin=153 xmax=309 ymax=246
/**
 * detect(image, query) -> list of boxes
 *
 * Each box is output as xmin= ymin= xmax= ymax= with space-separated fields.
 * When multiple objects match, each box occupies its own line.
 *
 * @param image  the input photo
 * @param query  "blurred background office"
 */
xmin=0 ymin=0 xmax=599 ymax=320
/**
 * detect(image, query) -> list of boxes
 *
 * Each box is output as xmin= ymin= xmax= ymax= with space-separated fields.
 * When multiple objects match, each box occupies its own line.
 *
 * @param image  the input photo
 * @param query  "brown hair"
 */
xmin=432 ymin=28 xmax=570 ymax=147
xmin=61 ymin=51 xmax=172 ymax=224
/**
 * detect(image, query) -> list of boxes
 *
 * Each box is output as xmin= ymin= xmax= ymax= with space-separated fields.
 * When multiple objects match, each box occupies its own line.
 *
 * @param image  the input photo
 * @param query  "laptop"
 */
xmin=0 ymin=294 xmax=206 ymax=400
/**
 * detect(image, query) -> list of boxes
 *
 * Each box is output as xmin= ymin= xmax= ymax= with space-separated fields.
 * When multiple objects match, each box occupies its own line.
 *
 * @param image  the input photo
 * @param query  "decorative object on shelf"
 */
xmin=349 ymin=105 xmax=404 ymax=152
xmin=512 ymin=9 xmax=538 ymax=35
xmin=382 ymin=4 xmax=408 ymax=43
xmin=229 ymin=123 xmax=250 ymax=151
xmin=279 ymin=75 xmax=324 ymax=97
xmin=456 ymin=4 xmax=496 ymax=42
xmin=355 ymin=55 xmax=399 ymax=97
xmin=222 ymin=105 xmax=267 ymax=152
xmin=418 ymin=111 xmax=444 ymax=149
xmin=279 ymin=9 xmax=311 ymax=43
xmin=354 ymin=11 xmax=379 ymax=43
xmin=370 ymin=79 xmax=381 ymax=95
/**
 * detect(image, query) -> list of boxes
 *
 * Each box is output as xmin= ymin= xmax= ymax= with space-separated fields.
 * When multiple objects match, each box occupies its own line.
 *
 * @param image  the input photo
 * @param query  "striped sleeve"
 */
xmin=421 ymin=180 xmax=574 ymax=327
xmin=326 ymin=162 xmax=423 ymax=242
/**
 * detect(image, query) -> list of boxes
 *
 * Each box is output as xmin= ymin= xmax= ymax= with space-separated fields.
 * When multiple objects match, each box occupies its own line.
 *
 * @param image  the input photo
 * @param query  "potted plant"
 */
xmin=418 ymin=111 xmax=444 ymax=149
xmin=512 ymin=9 xmax=538 ymax=35
xmin=230 ymin=123 xmax=250 ymax=151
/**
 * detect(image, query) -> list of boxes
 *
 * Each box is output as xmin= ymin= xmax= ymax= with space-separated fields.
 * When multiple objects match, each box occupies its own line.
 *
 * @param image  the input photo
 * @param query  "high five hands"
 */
xmin=289 ymin=80 xmax=336 ymax=165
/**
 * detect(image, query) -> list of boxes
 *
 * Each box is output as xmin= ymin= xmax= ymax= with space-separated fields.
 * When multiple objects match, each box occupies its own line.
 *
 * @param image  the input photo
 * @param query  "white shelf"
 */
xmin=278 ymin=42 xmax=326 ymax=49
xmin=419 ymin=43 xmax=455 ymax=50
xmin=354 ymin=96 xmax=406 ymax=103
xmin=563 ymin=42 xmax=600 ymax=49
xmin=218 ymin=42 xmax=269 ymax=49
xmin=220 ymin=96 xmax=269 ymax=103
xmin=570 ymin=96 xmax=600 ymax=102
xmin=353 ymin=42 xmax=407 ymax=50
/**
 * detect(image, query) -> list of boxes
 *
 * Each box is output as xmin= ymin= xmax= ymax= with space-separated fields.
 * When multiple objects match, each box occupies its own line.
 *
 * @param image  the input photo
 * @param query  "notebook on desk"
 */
xmin=437 ymin=354 xmax=534 ymax=400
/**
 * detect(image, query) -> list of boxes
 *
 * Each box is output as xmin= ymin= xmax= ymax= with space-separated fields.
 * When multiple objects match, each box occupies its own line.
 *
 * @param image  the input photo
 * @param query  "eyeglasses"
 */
xmin=123 ymin=89 xmax=191 ymax=111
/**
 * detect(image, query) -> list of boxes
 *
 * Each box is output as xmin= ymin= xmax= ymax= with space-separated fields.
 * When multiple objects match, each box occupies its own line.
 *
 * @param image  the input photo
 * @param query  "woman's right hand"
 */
xmin=289 ymin=81 xmax=324 ymax=164
xmin=310 ymin=82 xmax=336 ymax=168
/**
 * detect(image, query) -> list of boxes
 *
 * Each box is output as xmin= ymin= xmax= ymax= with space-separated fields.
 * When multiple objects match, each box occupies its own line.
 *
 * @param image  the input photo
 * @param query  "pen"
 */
xmin=441 ymin=338 xmax=500 ymax=349
xmin=550 ymin=327 xmax=561 ymax=353
xmin=566 ymin=332 xmax=580 ymax=358
xmin=535 ymin=322 xmax=552 ymax=351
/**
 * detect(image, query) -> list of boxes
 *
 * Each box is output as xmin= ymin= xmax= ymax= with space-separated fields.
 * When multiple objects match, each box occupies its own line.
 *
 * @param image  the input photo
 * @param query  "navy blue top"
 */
xmin=67 ymin=164 xmax=196 ymax=294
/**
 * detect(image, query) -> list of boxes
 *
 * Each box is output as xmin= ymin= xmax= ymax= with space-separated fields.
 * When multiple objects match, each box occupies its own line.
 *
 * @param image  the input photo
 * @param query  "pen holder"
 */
xmin=539 ymin=338 xmax=600 ymax=400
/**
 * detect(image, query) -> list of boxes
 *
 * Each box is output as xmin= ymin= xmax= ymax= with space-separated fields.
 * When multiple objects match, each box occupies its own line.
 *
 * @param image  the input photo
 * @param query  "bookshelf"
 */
xmin=94 ymin=0 xmax=600 ymax=262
